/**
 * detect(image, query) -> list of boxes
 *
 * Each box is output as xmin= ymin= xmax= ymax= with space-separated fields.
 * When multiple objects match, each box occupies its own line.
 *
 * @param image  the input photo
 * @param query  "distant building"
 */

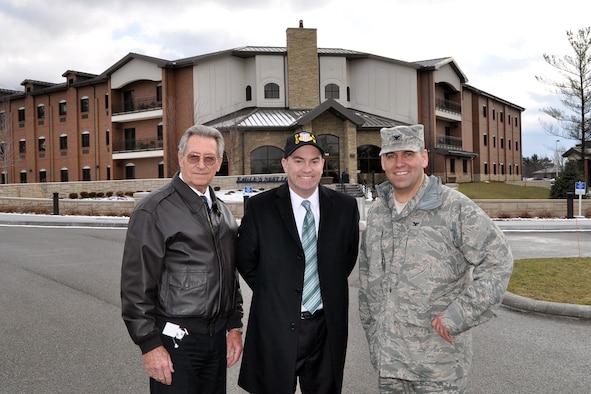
xmin=563 ymin=142 xmax=591 ymax=183
xmin=0 ymin=23 xmax=524 ymax=185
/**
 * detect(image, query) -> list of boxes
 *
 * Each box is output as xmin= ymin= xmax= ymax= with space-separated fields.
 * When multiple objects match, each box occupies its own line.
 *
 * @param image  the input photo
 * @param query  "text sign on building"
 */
xmin=575 ymin=181 xmax=587 ymax=196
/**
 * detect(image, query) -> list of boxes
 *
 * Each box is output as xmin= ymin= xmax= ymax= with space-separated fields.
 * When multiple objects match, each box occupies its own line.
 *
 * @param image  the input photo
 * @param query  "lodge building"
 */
xmin=0 ymin=23 xmax=524 ymax=186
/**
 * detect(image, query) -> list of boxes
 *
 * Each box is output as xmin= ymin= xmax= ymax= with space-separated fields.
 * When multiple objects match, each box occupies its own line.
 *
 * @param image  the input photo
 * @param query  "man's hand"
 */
xmin=431 ymin=314 xmax=453 ymax=343
xmin=143 ymin=346 xmax=174 ymax=385
xmin=226 ymin=330 xmax=243 ymax=368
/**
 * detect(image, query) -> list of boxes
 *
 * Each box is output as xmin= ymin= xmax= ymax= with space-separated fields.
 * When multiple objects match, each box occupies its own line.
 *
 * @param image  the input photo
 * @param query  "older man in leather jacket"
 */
xmin=121 ymin=124 xmax=243 ymax=393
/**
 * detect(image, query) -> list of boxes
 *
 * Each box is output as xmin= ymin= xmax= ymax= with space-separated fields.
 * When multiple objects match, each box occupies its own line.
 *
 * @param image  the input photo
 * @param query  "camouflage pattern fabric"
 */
xmin=359 ymin=175 xmax=513 ymax=382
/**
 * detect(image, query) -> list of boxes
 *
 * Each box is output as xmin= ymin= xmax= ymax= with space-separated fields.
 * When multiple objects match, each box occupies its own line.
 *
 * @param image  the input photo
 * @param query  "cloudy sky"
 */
xmin=1 ymin=0 xmax=589 ymax=159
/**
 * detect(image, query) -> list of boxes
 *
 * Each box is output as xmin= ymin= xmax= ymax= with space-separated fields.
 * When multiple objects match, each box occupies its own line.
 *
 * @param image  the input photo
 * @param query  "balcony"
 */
xmin=436 ymin=134 xmax=462 ymax=151
xmin=435 ymin=98 xmax=462 ymax=122
xmin=113 ymin=137 xmax=163 ymax=153
xmin=112 ymin=96 xmax=162 ymax=115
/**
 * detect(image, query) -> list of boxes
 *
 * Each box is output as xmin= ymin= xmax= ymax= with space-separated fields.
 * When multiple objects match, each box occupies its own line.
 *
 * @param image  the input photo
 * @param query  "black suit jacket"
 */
xmin=237 ymin=183 xmax=360 ymax=393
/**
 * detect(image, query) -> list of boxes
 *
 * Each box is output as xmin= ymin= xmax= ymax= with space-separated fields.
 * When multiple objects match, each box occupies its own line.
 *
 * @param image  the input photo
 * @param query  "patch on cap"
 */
xmin=379 ymin=124 xmax=425 ymax=155
xmin=284 ymin=131 xmax=325 ymax=158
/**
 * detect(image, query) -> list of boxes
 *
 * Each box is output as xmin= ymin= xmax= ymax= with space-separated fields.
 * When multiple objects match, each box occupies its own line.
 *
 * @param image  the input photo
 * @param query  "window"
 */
xmin=483 ymin=134 xmax=487 ymax=146
xmin=106 ymin=129 xmax=110 ymax=146
xmin=492 ymin=109 xmax=496 ymax=120
xmin=449 ymin=158 xmax=456 ymax=173
xmin=81 ymin=131 xmax=90 ymax=148
xmin=105 ymin=94 xmax=109 ymax=109
xmin=508 ymin=114 xmax=511 ymax=125
xmin=463 ymin=159 xmax=468 ymax=173
xmin=500 ymin=111 xmax=504 ymax=123
xmin=82 ymin=167 xmax=91 ymax=181
xmin=37 ymin=105 xmax=45 ymax=119
xmin=325 ymin=83 xmax=340 ymax=100
xmin=515 ymin=118 xmax=518 ymax=127
xmin=158 ymin=162 xmax=164 ymax=178
xmin=508 ymin=139 xmax=511 ymax=150
xmin=39 ymin=170 xmax=47 ymax=183
xmin=60 ymin=168 xmax=69 ymax=182
xmin=357 ymin=145 xmax=382 ymax=173
xmin=484 ymin=162 xmax=488 ymax=175
xmin=124 ymin=128 xmax=136 ymax=150
xmin=157 ymin=124 xmax=163 ymax=141
xmin=80 ymin=97 xmax=89 ymax=113
xmin=59 ymin=101 xmax=67 ymax=116
xmin=124 ymin=90 xmax=135 ymax=111
xmin=346 ymin=87 xmax=351 ymax=101
xmin=19 ymin=139 xmax=26 ymax=153
xmin=60 ymin=134 xmax=68 ymax=150
xmin=250 ymin=146 xmax=284 ymax=174
xmin=501 ymin=163 xmax=505 ymax=175
xmin=482 ymin=105 xmax=487 ymax=117
xmin=125 ymin=163 xmax=136 ymax=179
xmin=18 ymin=107 xmax=25 ymax=122
xmin=493 ymin=163 xmax=497 ymax=175
xmin=246 ymin=85 xmax=252 ymax=101
xmin=0 ymin=111 xmax=5 ymax=129
xmin=0 ymin=142 xmax=5 ymax=158
xmin=492 ymin=136 xmax=496 ymax=148
xmin=515 ymin=141 xmax=519 ymax=151
xmin=515 ymin=165 xmax=519 ymax=175
xmin=500 ymin=138 xmax=504 ymax=149
xmin=20 ymin=170 xmax=27 ymax=183
xmin=264 ymin=83 xmax=279 ymax=99
xmin=38 ymin=137 xmax=46 ymax=152
xmin=156 ymin=85 xmax=162 ymax=102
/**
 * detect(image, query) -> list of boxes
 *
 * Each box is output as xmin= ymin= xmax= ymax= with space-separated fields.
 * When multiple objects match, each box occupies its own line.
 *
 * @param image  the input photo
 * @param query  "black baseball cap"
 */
xmin=283 ymin=131 xmax=325 ymax=158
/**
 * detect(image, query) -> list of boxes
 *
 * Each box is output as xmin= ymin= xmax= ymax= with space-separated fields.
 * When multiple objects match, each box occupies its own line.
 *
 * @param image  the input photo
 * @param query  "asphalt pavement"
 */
xmin=1 ymin=213 xmax=590 ymax=393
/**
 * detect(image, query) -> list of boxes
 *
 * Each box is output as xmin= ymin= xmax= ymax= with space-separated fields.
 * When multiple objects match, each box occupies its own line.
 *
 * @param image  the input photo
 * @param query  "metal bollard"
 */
xmin=566 ymin=192 xmax=574 ymax=219
xmin=53 ymin=192 xmax=60 ymax=215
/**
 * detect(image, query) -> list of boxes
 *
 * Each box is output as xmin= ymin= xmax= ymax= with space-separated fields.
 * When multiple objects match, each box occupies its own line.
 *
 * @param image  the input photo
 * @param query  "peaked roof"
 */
xmin=295 ymin=99 xmax=364 ymax=126
xmin=414 ymin=57 xmax=468 ymax=84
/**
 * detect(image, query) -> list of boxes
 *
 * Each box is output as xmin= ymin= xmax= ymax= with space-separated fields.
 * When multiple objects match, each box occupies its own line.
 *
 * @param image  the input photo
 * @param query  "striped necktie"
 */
xmin=301 ymin=200 xmax=321 ymax=314
xmin=200 ymin=195 xmax=210 ymax=213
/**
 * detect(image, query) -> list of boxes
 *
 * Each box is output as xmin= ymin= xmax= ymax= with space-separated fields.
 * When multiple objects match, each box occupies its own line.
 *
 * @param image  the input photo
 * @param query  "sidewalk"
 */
xmin=1 ymin=213 xmax=590 ymax=319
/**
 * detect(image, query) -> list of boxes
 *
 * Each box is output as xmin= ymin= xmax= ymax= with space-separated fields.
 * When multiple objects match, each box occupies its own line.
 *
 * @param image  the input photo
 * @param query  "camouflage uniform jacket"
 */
xmin=359 ymin=175 xmax=513 ymax=381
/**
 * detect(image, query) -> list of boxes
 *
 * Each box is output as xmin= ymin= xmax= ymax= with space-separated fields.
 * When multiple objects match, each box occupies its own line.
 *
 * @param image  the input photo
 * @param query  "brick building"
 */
xmin=0 ymin=23 xmax=524 ymax=185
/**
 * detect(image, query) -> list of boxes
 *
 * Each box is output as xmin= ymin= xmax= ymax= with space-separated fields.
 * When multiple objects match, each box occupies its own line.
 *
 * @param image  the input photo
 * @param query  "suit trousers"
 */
xmin=150 ymin=328 xmax=227 ymax=394
xmin=295 ymin=311 xmax=338 ymax=394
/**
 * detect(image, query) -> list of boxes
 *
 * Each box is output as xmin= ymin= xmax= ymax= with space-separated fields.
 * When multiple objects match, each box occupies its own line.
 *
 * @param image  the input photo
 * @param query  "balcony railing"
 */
xmin=436 ymin=134 xmax=462 ymax=151
xmin=112 ymin=96 xmax=162 ymax=115
xmin=435 ymin=98 xmax=461 ymax=115
xmin=113 ymin=137 xmax=163 ymax=152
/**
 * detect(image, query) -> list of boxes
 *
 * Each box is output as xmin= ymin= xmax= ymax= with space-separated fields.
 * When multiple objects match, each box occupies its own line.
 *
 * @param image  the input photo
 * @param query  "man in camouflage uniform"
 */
xmin=358 ymin=124 xmax=513 ymax=393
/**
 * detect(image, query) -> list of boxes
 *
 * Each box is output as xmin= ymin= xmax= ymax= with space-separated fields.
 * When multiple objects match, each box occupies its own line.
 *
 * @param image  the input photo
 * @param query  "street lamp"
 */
xmin=555 ymin=140 xmax=560 ymax=178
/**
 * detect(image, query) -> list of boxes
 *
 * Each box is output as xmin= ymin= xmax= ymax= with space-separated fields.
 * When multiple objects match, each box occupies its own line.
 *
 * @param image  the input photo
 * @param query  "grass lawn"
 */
xmin=508 ymin=257 xmax=591 ymax=305
xmin=458 ymin=182 xmax=550 ymax=199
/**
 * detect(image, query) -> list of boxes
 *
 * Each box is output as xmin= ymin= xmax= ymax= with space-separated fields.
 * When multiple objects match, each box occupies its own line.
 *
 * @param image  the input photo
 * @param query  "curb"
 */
xmin=503 ymin=292 xmax=591 ymax=319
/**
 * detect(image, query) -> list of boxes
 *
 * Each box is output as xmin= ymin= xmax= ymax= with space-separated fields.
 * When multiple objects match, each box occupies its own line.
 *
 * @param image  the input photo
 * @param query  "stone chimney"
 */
xmin=286 ymin=21 xmax=319 ymax=109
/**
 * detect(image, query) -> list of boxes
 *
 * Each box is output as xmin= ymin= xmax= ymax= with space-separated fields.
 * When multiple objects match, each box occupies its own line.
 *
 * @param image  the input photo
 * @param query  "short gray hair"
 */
xmin=178 ymin=125 xmax=225 ymax=158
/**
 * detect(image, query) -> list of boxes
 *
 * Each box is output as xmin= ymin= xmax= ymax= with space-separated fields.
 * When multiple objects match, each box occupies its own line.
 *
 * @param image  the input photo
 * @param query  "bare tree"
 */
xmin=536 ymin=27 xmax=591 ymax=179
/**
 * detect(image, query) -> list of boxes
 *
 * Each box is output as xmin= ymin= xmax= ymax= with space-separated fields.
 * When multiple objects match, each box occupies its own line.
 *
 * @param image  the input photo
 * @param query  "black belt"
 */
xmin=300 ymin=309 xmax=324 ymax=320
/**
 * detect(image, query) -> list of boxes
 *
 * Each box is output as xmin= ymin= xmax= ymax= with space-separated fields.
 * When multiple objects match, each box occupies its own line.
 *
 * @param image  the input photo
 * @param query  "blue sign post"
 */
xmin=575 ymin=181 xmax=586 ymax=217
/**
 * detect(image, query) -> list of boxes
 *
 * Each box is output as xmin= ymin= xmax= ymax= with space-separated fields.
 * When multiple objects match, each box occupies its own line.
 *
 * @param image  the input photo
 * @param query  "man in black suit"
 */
xmin=236 ymin=131 xmax=360 ymax=393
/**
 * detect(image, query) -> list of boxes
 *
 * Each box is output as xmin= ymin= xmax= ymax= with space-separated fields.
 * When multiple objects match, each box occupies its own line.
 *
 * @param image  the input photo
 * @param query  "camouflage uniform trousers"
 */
xmin=378 ymin=375 xmax=467 ymax=394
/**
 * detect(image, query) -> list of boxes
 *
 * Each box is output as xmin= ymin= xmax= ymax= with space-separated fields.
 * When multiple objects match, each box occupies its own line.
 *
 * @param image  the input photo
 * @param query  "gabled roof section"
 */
xmin=415 ymin=57 xmax=468 ymax=84
xmin=103 ymin=52 xmax=169 ymax=76
xmin=61 ymin=70 xmax=98 ymax=80
xmin=206 ymin=103 xmax=406 ymax=132
xmin=296 ymin=99 xmax=364 ymax=126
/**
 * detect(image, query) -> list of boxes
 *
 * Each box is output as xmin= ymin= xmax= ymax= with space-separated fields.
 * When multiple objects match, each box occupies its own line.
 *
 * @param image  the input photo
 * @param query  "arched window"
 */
xmin=125 ymin=163 xmax=136 ymax=180
xmin=316 ymin=134 xmax=339 ymax=181
xmin=246 ymin=85 xmax=252 ymax=101
xmin=264 ymin=83 xmax=280 ymax=99
xmin=251 ymin=146 xmax=283 ymax=174
xmin=325 ymin=83 xmax=340 ymax=100
xmin=357 ymin=145 xmax=382 ymax=173
xmin=82 ymin=166 xmax=91 ymax=181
